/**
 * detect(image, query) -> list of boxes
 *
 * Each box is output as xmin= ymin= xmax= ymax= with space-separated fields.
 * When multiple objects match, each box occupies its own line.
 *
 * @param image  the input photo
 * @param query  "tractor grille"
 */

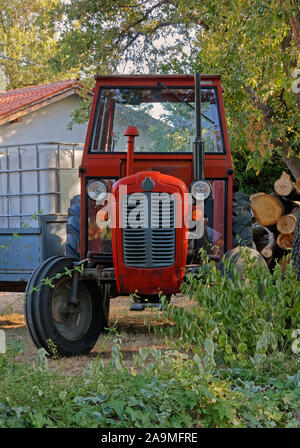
xmin=122 ymin=193 xmax=175 ymax=268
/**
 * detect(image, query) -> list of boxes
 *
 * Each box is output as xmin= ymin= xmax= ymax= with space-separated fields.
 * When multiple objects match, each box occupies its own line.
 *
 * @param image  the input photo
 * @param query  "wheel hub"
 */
xmin=51 ymin=278 xmax=93 ymax=341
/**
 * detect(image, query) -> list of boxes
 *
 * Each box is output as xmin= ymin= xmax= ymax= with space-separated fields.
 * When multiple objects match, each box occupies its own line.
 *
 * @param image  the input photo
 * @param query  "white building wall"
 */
xmin=0 ymin=95 xmax=88 ymax=227
xmin=0 ymin=94 xmax=87 ymax=146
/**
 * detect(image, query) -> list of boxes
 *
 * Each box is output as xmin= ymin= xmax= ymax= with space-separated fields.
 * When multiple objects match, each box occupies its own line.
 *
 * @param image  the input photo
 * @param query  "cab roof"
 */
xmin=94 ymin=74 xmax=221 ymax=87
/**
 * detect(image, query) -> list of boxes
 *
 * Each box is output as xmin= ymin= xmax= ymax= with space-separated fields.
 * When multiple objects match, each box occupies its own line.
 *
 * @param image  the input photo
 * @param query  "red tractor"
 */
xmin=25 ymin=74 xmax=253 ymax=356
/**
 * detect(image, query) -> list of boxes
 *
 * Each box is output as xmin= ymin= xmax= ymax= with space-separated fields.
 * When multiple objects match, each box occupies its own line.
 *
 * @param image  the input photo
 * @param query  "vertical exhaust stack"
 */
xmin=124 ymin=126 xmax=139 ymax=176
xmin=193 ymin=73 xmax=205 ymax=181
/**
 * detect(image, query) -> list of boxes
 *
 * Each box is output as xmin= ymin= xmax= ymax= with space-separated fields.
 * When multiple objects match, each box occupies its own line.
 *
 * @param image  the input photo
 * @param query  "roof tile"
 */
xmin=0 ymin=79 xmax=79 ymax=119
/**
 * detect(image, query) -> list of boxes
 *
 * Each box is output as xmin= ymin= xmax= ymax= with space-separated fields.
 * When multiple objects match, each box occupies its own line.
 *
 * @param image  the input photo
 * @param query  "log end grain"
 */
xmin=276 ymin=213 xmax=298 ymax=234
xmin=274 ymin=171 xmax=293 ymax=197
xmin=251 ymin=194 xmax=283 ymax=226
xmin=277 ymin=232 xmax=294 ymax=250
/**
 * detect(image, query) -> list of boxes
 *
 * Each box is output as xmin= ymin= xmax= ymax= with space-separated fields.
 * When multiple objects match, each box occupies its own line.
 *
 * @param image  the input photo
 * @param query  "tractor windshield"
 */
xmin=88 ymin=86 xmax=224 ymax=153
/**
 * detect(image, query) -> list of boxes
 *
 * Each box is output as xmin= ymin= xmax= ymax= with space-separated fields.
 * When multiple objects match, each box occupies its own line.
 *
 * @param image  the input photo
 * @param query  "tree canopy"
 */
xmin=1 ymin=0 xmax=299 ymax=189
xmin=55 ymin=0 xmax=300 ymax=184
xmin=0 ymin=0 xmax=68 ymax=89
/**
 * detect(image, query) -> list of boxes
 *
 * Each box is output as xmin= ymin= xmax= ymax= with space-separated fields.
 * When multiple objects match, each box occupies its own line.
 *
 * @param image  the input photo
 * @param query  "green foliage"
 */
xmin=0 ymin=0 xmax=67 ymax=89
xmin=162 ymin=248 xmax=300 ymax=368
xmin=58 ymin=0 xmax=300 ymax=179
xmin=2 ymin=1 xmax=300 ymax=181
xmin=0 ymin=342 xmax=299 ymax=428
xmin=232 ymin=146 xmax=287 ymax=194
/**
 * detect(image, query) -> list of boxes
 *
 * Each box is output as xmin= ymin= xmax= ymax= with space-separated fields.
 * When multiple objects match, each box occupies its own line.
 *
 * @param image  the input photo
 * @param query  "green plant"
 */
xmin=0 ymin=344 xmax=299 ymax=428
xmin=161 ymin=248 xmax=300 ymax=368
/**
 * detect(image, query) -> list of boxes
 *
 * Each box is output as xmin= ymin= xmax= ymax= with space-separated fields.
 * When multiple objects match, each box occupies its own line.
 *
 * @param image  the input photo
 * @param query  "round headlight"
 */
xmin=87 ymin=180 xmax=108 ymax=202
xmin=191 ymin=180 xmax=211 ymax=201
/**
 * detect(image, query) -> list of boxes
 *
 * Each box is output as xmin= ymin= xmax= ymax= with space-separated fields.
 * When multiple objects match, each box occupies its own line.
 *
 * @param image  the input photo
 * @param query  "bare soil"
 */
xmin=0 ymin=291 xmax=191 ymax=375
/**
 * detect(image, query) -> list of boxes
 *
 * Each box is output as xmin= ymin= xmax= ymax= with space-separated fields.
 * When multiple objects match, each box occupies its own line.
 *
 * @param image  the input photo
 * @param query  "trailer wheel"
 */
xmin=66 ymin=195 xmax=81 ymax=260
xmin=232 ymin=192 xmax=253 ymax=247
xmin=25 ymin=256 xmax=104 ymax=357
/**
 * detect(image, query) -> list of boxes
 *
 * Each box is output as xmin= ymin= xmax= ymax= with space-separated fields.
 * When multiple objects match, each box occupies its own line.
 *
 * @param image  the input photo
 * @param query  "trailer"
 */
xmin=0 ymin=142 xmax=83 ymax=291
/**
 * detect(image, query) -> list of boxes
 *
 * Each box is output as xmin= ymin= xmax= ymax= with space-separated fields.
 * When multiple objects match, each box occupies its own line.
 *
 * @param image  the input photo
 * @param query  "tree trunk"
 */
xmin=292 ymin=213 xmax=300 ymax=280
xmin=281 ymin=142 xmax=300 ymax=180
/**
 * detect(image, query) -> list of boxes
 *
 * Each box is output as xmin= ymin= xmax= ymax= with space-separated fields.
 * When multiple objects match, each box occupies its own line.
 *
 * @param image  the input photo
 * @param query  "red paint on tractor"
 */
xmin=111 ymin=171 xmax=189 ymax=295
xmin=124 ymin=126 xmax=139 ymax=176
xmin=78 ymin=74 xmax=234 ymax=295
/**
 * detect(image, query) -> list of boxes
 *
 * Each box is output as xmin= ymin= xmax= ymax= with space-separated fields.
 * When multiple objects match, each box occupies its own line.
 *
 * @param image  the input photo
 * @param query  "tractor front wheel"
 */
xmin=25 ymin=256 xmax=103 ymax=357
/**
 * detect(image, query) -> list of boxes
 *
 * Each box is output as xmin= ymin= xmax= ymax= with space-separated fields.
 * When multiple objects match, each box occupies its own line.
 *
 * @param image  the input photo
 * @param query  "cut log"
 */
xmin=252 ymin=223 xmax=268 ymax=241
xmin=296 ymin=176 xmax=300 ymax=192
xmin=276 ymin=207 xmax=300 ymax=234
xmin=274 ymin=171 xmax=300 ymax=200
xmin=277 ymin=232 xmax=294 ymax=250
xmin=250 ymin=192 xmax=266 ymax=201
xmin=274 ymin=171 xmax=294 ymax=196
xmin=252 ymin=223 xmax=276 ymax=259
xmin=292 ymin=211 xmax=300 ymax=280
xmin=251 ymin=193 xmax=284 ymax=226
xmin=261 ymin=231 xmax=276 ymax=259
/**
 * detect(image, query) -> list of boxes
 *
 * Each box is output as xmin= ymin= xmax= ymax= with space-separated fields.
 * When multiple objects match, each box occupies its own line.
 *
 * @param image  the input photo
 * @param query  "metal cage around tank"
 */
xmin=0 ymin=142 xmax=83 ymax=288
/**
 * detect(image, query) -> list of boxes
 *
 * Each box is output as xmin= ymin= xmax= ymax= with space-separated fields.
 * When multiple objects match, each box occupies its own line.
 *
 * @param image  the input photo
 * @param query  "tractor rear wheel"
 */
xmin=25 ymin=256 xmax=104 ymax=357
xmin=232 ymin=191 xmax=253 ymax=247
xmin=65 ymin=195 xmax=80 ymax=260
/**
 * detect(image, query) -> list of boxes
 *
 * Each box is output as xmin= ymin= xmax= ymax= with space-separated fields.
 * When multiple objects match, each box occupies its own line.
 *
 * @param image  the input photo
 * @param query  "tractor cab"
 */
xmin=25 ymin=74 xmax=235 ymax=356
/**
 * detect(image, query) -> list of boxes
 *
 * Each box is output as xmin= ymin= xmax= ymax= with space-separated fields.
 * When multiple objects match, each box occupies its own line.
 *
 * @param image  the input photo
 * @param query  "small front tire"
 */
xmin=25 ymin=256 xmax=103 ymax=357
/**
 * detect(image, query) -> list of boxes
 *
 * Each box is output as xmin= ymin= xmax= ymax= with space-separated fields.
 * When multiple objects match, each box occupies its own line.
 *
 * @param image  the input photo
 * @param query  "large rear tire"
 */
xmin=65 ymin=195 xmax=80 ymax=260
xmin=232 ymin=192 xmax=253 ymax=247
xmin=25 ymin=256 xmax=104 ymax=357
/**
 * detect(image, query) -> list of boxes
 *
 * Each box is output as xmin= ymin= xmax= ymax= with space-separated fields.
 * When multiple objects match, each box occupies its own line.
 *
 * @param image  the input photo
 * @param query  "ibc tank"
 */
xmin=0 ymin=142 xmax=83 ymax=228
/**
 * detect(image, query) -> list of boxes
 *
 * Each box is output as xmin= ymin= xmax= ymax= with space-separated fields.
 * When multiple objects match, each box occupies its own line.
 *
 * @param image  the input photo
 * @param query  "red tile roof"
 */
xmin=0 ymin=79 xmax=80 ymax=121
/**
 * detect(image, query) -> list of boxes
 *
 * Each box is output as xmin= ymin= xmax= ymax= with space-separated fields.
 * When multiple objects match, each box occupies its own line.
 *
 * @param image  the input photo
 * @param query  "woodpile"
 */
xmin=250 ymin=171 xmax=300 ymax=266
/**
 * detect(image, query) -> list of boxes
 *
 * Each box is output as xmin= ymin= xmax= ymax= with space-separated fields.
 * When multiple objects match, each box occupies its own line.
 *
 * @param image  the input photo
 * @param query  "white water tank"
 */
xmin=0 ymin=142 xmax=83 ymax=228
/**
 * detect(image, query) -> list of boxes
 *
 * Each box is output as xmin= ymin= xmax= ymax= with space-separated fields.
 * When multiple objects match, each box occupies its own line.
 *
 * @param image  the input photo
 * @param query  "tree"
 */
xmin=0 ymin=0 xmax=67 ymax=89
xmin=58 ymin=0 xmax=300 ymax=184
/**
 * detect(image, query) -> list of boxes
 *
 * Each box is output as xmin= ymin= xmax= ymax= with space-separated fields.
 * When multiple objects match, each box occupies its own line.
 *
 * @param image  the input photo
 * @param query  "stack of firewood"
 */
xmin=250 ymin=171 xmax=300 ymax=266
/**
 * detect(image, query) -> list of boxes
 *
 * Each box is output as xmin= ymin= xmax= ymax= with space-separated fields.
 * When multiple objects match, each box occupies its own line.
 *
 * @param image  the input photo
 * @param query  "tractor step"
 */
xmin=130 ymin=303 xmax=165 ymax=311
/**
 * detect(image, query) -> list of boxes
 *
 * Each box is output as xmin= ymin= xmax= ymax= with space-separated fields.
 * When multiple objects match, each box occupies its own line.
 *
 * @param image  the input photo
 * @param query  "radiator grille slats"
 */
xmin=151 ymin=196 xmax=175 ymax=267
xmin=122 ymin=193 xmax=175 ymax=268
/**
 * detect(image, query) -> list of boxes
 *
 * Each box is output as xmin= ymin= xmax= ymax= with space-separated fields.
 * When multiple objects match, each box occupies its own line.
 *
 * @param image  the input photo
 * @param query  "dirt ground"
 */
xmin=0 ymin=291 xmax=191 ymax=374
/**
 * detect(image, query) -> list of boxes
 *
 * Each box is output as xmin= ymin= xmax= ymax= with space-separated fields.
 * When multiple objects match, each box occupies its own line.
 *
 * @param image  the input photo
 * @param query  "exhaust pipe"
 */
xmin=193 ymin=73 xmax=205 ymax=180
xmin=124 ymin=126 xmax=139 ymax=176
